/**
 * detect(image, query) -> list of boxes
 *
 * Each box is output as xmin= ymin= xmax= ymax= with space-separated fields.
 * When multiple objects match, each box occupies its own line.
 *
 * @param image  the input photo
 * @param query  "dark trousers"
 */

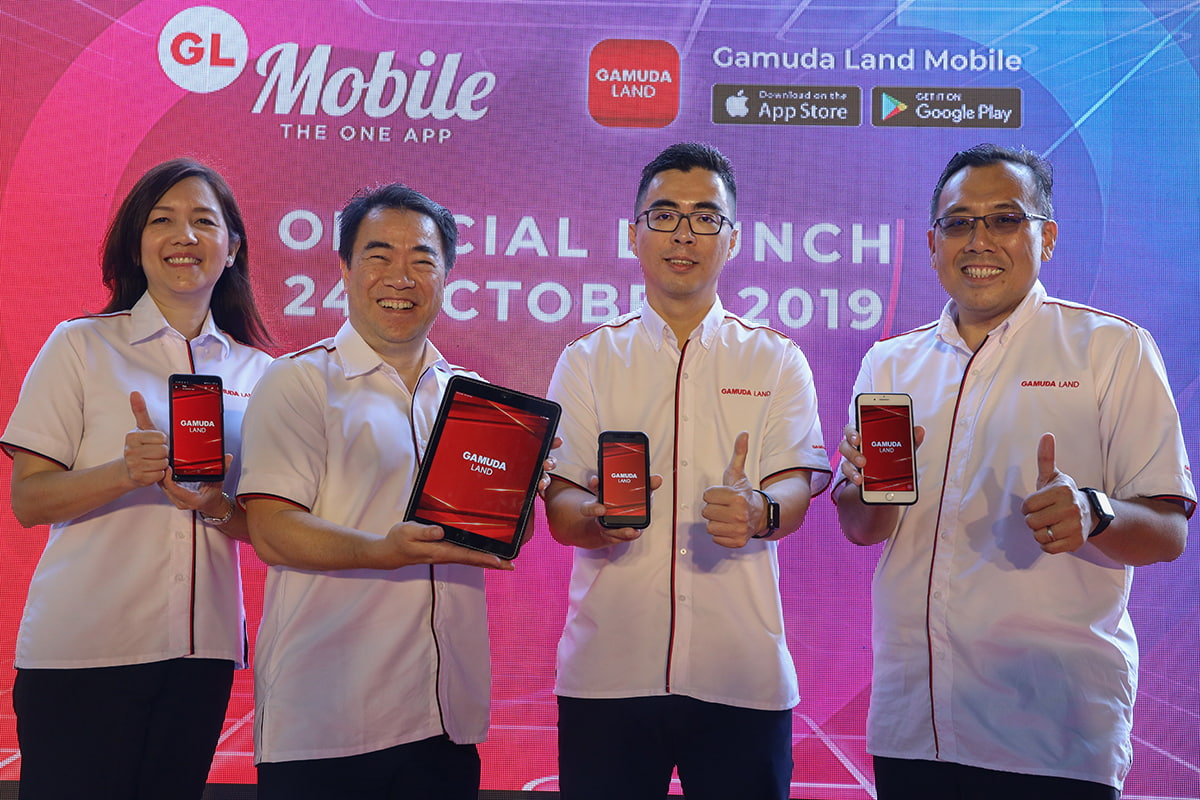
xmin=13 ymin=658 xmax=234 ymax=800
xmin=874 ymin=756 xmax=1122 ymax=800
xmin=557 ymin=695 xmax=792 ymax=800
xmin=256 ymin=734 xmax=481 ymax=800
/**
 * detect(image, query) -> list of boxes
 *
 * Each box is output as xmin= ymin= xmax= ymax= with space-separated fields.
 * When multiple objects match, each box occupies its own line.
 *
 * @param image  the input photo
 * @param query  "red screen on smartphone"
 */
xmin=169 ymin=375 xmax=225 ymax=481
xmin=859 ymin=403 xmax=915 ymax=493
xmin=601 ymin=439 xmax=648 ymax=519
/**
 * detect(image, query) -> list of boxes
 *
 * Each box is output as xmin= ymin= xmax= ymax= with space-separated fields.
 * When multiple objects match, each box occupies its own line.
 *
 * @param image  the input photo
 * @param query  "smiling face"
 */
xmin=629 ymin=167 xmax=738 ymax=318
xmin=139 ymin=176 xmax=238 ymax=309
xmin=928 ymin=161 xmax=1057 ymax=348
xmin=342 ymin=206 xmax=446 ymax=366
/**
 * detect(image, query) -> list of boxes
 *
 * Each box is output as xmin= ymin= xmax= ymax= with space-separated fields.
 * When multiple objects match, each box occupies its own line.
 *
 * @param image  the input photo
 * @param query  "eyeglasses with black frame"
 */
xmin=933 ymin=212 xmax=1051 ymax=237
xmin=636 ymin=208 xmax=732 ymax=235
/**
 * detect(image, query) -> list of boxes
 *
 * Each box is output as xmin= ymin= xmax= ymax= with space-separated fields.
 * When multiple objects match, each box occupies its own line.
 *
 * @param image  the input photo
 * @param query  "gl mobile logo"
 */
xmin=159 ymin=5 xmax=247 ymax=93
xmin=158 ymin=6 xmax=497 ymax=120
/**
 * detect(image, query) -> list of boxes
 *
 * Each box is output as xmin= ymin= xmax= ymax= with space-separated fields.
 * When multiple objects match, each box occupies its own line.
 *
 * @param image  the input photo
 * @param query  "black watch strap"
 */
xmin=752 ymin=489 xmax=780 ymax=539
xmin=1082 ymin=487 xmax=1115 ymax=538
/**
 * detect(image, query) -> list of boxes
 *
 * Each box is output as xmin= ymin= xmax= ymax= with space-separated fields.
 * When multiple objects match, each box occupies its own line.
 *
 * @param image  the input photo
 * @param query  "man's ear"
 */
xmin=1040 ymin=219 xmax=1058 ymax=261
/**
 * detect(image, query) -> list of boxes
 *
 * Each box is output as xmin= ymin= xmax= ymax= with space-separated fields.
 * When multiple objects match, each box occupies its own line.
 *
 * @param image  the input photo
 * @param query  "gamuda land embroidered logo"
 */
xmin=588 ymin=39 xmax=680 ymax=128
xmin=720 ymin=387 xmax=771 ymax=397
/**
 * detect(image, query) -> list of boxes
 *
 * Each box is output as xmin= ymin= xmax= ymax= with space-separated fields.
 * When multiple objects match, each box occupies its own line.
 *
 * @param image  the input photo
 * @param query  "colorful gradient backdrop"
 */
xmin=1 ymin=2 xmax=1197 ymax=797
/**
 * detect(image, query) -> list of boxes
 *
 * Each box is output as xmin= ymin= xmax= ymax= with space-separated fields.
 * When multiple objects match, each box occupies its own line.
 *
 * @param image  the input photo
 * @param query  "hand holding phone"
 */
xmin=855 ymin=393 xmax=917 ymax=505
xmin=169 ymin=374 xmax=226 ymax=483
xmin=598 ymin=431 xmax=651 ymax=529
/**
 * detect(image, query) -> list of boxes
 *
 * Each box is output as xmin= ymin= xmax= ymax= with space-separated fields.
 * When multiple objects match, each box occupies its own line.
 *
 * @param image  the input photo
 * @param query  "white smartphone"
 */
xmin=855 ymin=392 xmax=918 ymax=505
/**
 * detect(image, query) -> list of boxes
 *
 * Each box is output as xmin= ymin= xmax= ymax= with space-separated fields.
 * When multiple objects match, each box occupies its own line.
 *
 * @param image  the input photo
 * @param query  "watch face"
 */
xmin=1085 ymin=488 xmax=1114 ymax=537
xmin=760 ymin=492 xmax=779 ymax=528
xmin=1087 ymin=488 xmax=1114 ymax=518
xmin=753 ymin=491 xmax=779 ymax=539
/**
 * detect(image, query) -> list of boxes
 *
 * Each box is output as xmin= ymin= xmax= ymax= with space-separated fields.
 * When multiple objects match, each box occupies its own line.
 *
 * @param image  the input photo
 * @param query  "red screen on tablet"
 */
xmin=406 ymin=376 xmax=560 ymax=559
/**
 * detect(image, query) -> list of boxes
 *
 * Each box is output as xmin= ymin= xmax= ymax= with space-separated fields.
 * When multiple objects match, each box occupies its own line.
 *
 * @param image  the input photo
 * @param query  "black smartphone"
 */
xmin=597 ymin=430 xmax=651 ymax=529
xmin=855 ymin=392 xmax=918 ymax=505
xmin=168 ymin=373 xmax=226 ymax=482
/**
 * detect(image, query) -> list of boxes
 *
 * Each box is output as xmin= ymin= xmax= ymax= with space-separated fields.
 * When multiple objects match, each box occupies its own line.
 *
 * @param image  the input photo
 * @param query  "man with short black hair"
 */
xmin=240 ymin=183 xmax=510 ymax=799
xmin=545 ymin=142 xmax=831 ymax=799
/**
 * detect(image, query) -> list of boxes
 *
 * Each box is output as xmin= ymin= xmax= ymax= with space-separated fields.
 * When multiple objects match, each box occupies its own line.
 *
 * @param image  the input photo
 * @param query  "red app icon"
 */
xmin=588 ymin=39 xmax=680 ymax=128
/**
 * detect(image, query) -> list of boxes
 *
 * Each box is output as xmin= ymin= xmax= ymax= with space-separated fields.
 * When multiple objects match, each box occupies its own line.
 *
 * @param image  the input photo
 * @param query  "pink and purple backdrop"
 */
xmin=2 ymin=2 xmax=1198 ymax=796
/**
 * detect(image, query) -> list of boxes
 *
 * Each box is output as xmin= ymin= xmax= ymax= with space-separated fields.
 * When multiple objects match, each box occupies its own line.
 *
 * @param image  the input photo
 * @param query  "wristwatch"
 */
xmin=1081 ymin=487 xmax=1115 ymax=538
xmin=752 ymin=489 xmax=780 ymax=539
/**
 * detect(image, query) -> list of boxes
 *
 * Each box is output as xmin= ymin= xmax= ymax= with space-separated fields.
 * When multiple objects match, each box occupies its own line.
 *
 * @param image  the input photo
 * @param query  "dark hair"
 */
xmin=930 ymin=143 xmax=1054 ymax=224
xmin=338 ymin=183 xmax=458 ymax=271
xmin=634 ymin=142 xmax=737 ymax=217
xmin=100 ymin=158 xmax=271 ymax=347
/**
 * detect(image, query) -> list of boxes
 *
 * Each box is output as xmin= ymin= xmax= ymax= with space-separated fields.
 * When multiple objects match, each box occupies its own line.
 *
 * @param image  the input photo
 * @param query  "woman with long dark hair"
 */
xmin=2 ymin=158 xmax=272 ymax=798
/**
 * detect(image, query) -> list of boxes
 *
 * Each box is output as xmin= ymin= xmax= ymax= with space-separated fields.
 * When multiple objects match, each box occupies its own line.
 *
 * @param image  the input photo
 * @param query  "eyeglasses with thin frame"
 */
xmin=636 ymin=208 xmax=732 ymax=235
xmin=933 ymin=212 xmax=1051 ymax=237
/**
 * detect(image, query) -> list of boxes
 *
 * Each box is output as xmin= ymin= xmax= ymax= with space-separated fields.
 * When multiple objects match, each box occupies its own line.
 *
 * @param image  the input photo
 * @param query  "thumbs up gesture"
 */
xmin=126 ymin=390 xmax=234 ymax=516
xmin=701 ymin=432 xmax=763 ymax=549
xmin=1021 ymin=432 xmax=1087 ymax=554
xmin=123 ymin=391 xmax=170 ymax=488
xmin=1035 ymin=431 xmax=1060 ymax=491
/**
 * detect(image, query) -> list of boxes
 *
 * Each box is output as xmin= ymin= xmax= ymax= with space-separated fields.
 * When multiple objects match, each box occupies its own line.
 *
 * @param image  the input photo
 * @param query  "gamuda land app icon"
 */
xmin=589 ymin=39 xmax=680 ymax=128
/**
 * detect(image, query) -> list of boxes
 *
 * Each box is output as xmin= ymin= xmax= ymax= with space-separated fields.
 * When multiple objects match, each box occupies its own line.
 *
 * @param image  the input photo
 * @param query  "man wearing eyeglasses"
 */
xmin=834 ymin=143 xmax=1194 ymax=799
xmin=543 ymin=142 xmax=831 ymax=799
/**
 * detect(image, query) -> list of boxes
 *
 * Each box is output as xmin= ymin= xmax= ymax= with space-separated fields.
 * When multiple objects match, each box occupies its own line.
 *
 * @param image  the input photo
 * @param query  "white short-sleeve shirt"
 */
xmin=547 ymin=299 xmax=831 ymax=711
xmin=838 ymin=282 xmax=1195 ymax=789
xmin=238 ymin=321 xmax=489 ymax=764
xmin=1 ymin=293 xmax=271 ymax=668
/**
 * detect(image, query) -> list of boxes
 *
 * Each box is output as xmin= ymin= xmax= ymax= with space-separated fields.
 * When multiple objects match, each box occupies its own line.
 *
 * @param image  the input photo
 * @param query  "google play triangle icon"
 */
xmin=881 ymin=93 xmax=908 ymax=120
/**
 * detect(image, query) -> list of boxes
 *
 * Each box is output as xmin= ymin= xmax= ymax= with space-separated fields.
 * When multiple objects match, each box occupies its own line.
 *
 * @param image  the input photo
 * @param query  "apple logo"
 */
xmin=725 ymin=90 xmax=749 ymax=118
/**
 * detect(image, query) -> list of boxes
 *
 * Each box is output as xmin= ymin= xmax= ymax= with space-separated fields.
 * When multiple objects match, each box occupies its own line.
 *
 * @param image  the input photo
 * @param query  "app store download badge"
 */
xmin=588 ymin=39 xmax=680 ymax=128
xmin=712 ymin=85 xmax=861 ymax=126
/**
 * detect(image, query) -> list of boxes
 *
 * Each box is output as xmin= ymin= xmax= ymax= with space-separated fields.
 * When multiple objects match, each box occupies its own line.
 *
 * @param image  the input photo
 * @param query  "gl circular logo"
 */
xmin=158 ymin=6 xmax=248 ymax=93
